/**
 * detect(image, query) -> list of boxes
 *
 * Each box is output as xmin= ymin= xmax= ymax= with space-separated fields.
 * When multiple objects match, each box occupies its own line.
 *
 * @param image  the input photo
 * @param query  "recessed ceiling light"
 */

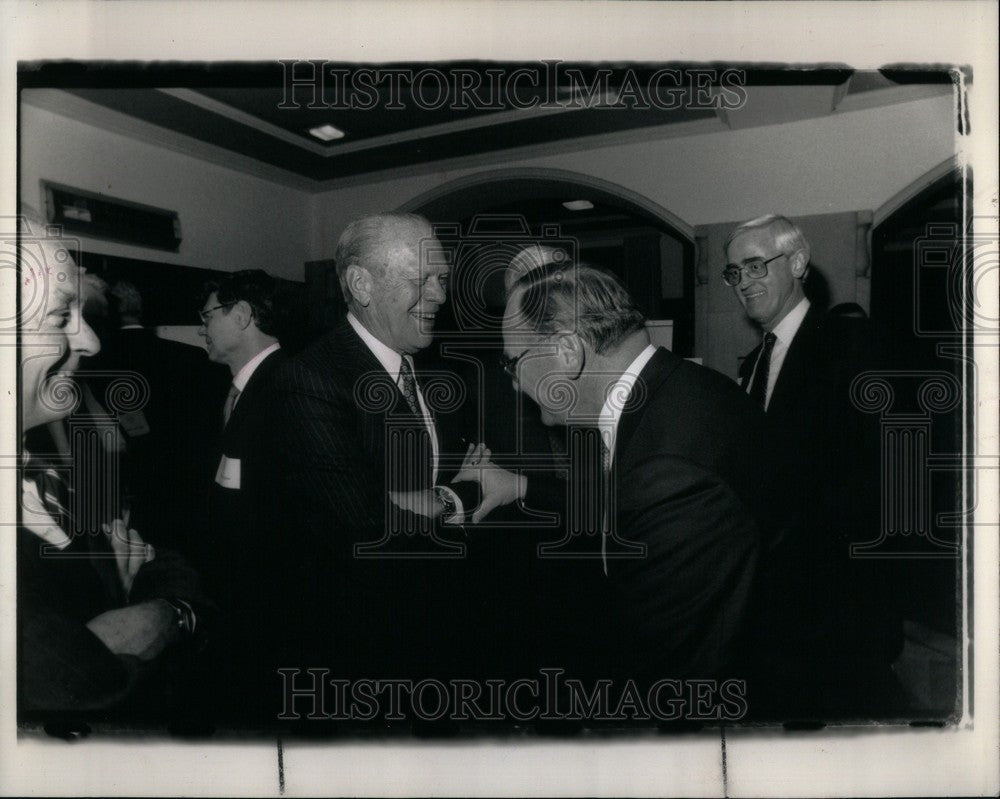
xmin=562 ymin=200 xmax=594 ymax=211
xmin=308 ymin=124 xmax=346 ymax=141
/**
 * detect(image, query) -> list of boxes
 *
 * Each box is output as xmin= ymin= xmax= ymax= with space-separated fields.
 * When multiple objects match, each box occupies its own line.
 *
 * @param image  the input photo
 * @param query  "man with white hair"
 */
xmin=264 ymin=213 xmax=479 ymax=686
xmin=16 ymin=214 xmax=206 ymax=714
xmin=725 ymin=213 xmax=903 ymax=717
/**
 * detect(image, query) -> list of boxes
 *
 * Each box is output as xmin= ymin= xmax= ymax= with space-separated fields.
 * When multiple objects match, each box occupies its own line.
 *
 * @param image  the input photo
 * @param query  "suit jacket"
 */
xmin=597 ymin=348 xmax=765 ymax=685
xmin=260 ymin=318 xmax=476 ymax=678
xmin=201 ymin=348 xmax=285 ymax=607
xmin=738 ymin=306 xmax=903 ymax=710
xmin=17 ymin=521 xmax=210 ymax=715
xmin=85 ymin=327 xmax=229 ymax=553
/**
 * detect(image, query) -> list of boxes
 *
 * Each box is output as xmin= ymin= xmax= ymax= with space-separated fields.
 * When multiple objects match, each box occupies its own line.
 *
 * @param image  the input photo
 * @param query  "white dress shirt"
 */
xmin=746 ymin=298 xmax=810 ymax=410
xmin=347 ymin=312 xmax=441 ymax=485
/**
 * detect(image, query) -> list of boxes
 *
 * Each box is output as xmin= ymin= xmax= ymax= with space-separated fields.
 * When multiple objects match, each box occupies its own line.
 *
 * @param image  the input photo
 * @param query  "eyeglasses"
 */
xmin=198 ymin=302 xmax=235 ymax=324
xmin=721 ymin=253 xmax=786 ymax=287
xmin=500 ymin=348 xmax=530 ymax=379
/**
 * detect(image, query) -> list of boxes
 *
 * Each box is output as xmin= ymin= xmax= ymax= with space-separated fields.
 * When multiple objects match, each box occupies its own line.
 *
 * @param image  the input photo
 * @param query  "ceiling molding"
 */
xmin=160 ymin=87 xmax=608 ymax=158
xmin=21 ymin=89 xmax=316 ymax=192
xmin=22 ymin=83 xmax=956 ymax=198
xmin=308 ymin=115 xmax=727 ymax=193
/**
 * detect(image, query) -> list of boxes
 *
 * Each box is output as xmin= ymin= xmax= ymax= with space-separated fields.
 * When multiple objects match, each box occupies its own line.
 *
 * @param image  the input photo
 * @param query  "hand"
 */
xmin=388 ymin=489 xmax=444 ymax=519
xmin=102 ymin=519 xmax=155 ymax=597
xmin=85 ymin=600 xmax=179 ymax=661
xmin=452 ymin=443 xmax=526 ymax=523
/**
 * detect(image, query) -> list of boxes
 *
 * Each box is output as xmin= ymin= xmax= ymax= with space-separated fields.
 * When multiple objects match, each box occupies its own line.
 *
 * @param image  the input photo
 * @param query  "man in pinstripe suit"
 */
xmin=261 ymin=214 xmax=479 ymax=687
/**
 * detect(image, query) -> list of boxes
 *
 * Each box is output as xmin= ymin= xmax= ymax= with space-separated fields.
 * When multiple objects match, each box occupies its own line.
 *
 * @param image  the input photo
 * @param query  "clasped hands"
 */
xmin=389 ymin=443 xmax=526 ymax=524
xmin=85 ymin=519 xmax=179 ymax=661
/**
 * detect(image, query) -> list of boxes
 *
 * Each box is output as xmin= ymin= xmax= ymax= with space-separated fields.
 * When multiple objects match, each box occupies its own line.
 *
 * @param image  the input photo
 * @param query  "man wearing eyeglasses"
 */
xmin=491 ymin=262 xmax=764 ymax=692
xmin=724 ymin=214 xmax=903 ymax=718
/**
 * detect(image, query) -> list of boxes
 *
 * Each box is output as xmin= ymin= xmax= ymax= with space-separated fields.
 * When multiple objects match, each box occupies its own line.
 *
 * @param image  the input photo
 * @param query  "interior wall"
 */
xmin=20 ymin=100 xmax=312 ymax=281
xmin=309 ymin=94 xmax=957 ymax=261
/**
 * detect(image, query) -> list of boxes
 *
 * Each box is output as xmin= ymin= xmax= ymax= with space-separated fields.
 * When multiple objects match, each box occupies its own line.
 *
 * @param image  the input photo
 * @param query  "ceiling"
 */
xmin=20 ymin=62 xmax=957 ymax=190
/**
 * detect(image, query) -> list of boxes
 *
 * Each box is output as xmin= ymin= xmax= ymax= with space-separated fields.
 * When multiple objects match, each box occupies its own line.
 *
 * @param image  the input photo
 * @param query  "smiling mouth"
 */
xmin=411 ymin=312 xmax=436 ymax=322
xmin=743 ymin=289 xmax=766 ymax=301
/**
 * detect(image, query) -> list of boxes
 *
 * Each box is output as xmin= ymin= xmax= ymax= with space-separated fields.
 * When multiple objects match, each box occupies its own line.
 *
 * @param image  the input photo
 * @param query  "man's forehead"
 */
xmin=728 ymin=227 xmax=776 ymax=255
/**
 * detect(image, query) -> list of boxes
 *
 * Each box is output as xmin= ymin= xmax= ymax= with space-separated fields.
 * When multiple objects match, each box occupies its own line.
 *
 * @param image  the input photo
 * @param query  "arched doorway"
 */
xmin=400 ymin=168 xmax=696 ymax=355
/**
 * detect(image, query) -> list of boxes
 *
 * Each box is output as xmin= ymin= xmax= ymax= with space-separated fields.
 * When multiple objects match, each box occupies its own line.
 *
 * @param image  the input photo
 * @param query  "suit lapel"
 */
xmin=339 ymin=319 xmax=433 ymax=490
xmin=615 ymin=348 xmax=679 ymax=464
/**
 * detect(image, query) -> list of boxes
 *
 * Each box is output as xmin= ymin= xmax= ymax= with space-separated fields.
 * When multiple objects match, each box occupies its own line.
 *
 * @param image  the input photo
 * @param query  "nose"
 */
xmin=69 ymin=311 xmax=101 ymax=357
xmin=198 ymin=322 xmax=207 ymax=337
xmin=738 ymin=267 xmax=753 ymax=290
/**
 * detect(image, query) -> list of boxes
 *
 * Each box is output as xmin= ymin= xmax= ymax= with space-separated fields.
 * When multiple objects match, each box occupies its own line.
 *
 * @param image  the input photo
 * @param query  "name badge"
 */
xmin=215 ymin=455 xmax=241 ymax=489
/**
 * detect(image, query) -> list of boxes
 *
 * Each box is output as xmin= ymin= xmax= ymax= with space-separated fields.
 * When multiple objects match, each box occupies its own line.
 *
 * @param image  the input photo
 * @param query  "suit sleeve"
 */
xmin=612 ymin=454 xmax=760 ymax=680
xmin=17 ymin=531 xmax=137 ymax=712
xmin=266 ymin=360 xmax=385 ymax=558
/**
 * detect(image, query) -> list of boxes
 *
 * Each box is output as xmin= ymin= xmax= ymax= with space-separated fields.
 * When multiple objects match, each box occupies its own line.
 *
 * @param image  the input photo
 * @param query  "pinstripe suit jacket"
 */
xmin=260 ymin=318 xmax=474 ymax=676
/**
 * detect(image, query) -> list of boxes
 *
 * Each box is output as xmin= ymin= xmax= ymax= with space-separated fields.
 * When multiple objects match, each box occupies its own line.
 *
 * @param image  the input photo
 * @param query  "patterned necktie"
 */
xmin=748 ymin=332 xmax=777 ymax=409
xmin=397 ymin=357 xmax=421 ymax=416
xmin=223 ymin=384 xmax=241 ymax=426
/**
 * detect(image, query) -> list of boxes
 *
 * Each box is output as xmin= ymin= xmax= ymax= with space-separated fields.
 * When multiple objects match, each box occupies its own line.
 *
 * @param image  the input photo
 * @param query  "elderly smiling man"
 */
xmin=263 ymin=213 xmax=480 ymax=689
xmin=16 ymin=213 xmax=206 ymax=716
xmin=489 ymin=262 xmax=765 ymax=689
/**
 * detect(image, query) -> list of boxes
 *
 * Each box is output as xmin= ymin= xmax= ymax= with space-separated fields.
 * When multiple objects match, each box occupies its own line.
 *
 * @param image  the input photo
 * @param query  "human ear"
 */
xmin=555 ymin=332 xmax=584 ymax=376
xmin=345 ymin=264 xmax=372 ymax=306
xmin=790 ymin=250 xmax=809 ymax=279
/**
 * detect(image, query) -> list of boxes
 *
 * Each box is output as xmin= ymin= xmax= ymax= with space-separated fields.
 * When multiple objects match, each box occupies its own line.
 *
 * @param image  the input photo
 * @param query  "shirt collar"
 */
xmin=770 ymin=297 xmax=810 ymax=345
xmin=347 ymin=312 xmax=405 ymax=380
xmin=232 ymin=342 xmax=281 ymax=392
xmin=598 ymin=343 xmax=658 ymax=465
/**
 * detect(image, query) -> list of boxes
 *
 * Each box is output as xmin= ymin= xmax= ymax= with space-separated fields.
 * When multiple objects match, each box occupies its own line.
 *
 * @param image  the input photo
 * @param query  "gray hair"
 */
xmin=333 ymin=213 xmax=431 ymax=303
xmin=510 ymin=262 xmax=646 ymax=355
xmin=724 ymin=214 xmax=811 ymax=263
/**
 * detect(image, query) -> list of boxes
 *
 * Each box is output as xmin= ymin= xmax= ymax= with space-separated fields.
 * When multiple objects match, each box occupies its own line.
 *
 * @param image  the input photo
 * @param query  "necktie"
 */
xmin=397 ymin=356 xmax=434 ymax=489
xmin=748 ymin=332 xmax=777 ymax=409
xmin=223 ymin=384 xmax=241 ymax=426
xmin=397 ymin=357 xmax=421 ymax=416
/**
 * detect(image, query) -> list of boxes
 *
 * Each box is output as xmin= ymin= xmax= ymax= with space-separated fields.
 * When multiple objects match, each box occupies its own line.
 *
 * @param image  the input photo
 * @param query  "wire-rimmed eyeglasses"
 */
xmin=500 ymin=348 xmax=531 ymax=379
xmin=721 ymin=253 xmax=786 ymax=287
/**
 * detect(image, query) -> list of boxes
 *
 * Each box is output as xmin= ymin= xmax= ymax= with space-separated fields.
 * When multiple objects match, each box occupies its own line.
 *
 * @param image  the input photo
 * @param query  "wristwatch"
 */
xmin=433 ymin=486 xmax=457 ymax=517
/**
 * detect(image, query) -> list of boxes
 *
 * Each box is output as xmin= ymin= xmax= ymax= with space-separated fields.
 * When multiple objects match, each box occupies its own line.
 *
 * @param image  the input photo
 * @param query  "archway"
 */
xmin=400 ymin=167 xmax=696 ymax=354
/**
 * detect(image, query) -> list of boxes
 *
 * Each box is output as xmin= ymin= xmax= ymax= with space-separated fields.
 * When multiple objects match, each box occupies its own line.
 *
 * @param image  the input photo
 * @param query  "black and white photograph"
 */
xmin=1 ymin=1 xmax=997 ymax=796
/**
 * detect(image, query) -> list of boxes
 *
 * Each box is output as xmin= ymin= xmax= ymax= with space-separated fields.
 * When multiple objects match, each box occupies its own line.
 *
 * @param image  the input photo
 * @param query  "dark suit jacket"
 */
xmin=738 ymin=305 xmax=903 ymax=711
xmin=84 ymin=327 xmax=229 ymax=553
xmin=261 ymin=319 xmax=476 ymax=678
xmin=201 ymin=348 xmax=285 ymax=609
xmin=594 ymin=348 xmax=764 ymax=685
xmin=17 ymin=521 xmax=210 ymax=715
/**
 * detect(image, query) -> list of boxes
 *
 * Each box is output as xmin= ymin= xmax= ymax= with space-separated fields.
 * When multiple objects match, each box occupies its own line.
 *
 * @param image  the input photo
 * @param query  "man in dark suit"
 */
xmin=17 ymin=214 xmax=207 ymax=717
xmin=93 ymin=280 xmax=227 ymax=553
xmin=491 ymin=263 xmax=763 ymax=691
xmin=725 ymin=214 xmax=903 ymax=718
xmin=262 ymin=214 xmax=479 ymax=693
xmin=190 ymin=270 xmax=285 ymax=716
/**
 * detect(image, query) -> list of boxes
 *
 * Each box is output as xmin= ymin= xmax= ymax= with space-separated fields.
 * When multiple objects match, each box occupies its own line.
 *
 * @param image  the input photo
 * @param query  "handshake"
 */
xmin=389 ymin=443 xmax=527 ymax=524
